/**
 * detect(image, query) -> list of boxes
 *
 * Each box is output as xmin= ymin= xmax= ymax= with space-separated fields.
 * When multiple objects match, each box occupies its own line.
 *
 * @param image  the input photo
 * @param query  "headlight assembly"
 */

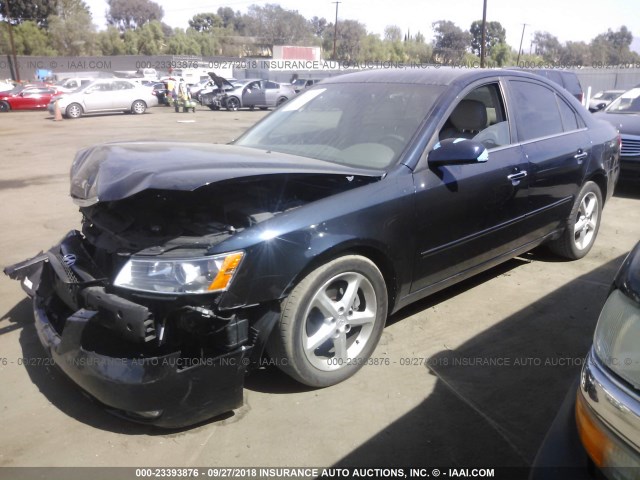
xmin=593 ymin=289 xmax=640 ymax=389
xmin=113 ymin=251 xmax=244 ymax=294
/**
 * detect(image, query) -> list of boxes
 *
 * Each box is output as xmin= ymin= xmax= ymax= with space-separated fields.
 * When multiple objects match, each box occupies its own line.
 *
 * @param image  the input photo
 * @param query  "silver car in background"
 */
xmin=49 ymin=78 xmax=158 ymax=118
xmin=220 ymin=79 xmax=296 ymax=111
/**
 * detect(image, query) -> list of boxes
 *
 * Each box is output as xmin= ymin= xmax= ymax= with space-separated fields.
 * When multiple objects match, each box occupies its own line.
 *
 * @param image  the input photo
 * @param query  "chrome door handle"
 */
xmin=574 ymin=151 xmax=588 ymax=162
xmin=507 ymin=171 xmax=527 ymax=181
xmin=507 ymin=170 xmax=527 ymax=186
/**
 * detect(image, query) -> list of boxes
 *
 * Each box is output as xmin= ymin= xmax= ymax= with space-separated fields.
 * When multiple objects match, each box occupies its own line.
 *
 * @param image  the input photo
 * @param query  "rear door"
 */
xmin=263 ymin=81 xmax=280 ymax=106
xmin=506 ymin=79 xmax=590 ymax=241
xmin=112 ymin=80 xmax=137 ymax=110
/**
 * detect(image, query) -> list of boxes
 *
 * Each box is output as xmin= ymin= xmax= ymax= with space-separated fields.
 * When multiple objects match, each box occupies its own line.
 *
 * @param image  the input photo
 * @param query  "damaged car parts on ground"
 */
xmin=5 ymin=69 xmax=620 ymax=427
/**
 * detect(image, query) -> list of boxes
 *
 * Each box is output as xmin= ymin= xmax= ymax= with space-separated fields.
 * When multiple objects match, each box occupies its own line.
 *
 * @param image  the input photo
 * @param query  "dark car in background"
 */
xmin=531 ymin=241 xmax=640 ymax=480
xmin=5 ymin=68 xmax=619 ymax=428
xmin=595 ymin=87 xmax=640 ymax=181
xmin=511 ymin=68 xmax=584 ymax=104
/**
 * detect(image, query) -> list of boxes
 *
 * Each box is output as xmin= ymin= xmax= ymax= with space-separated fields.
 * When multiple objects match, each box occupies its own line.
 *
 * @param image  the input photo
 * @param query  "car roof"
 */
xmin=319 ymin=67 xmax=546 ymax=86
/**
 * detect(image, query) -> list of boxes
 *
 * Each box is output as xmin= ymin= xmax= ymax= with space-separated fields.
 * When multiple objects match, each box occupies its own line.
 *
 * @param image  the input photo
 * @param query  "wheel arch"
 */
xmin=282 ymin=241 xmax=399 ymax=314
xmin=585 ymin=170 xmax=608 ymax=205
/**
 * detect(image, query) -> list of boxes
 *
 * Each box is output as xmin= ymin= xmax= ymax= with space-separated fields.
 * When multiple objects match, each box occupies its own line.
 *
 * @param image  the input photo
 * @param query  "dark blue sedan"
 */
xmin=5 ymin=68 xmax=620 ymax=427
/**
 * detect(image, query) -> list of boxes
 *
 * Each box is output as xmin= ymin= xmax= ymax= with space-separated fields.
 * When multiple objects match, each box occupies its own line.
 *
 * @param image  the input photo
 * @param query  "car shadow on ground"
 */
xmin=0 ymin=251 xmax=625 ymax=442
xmin=329 ymin=255 xmax=625 ymax=474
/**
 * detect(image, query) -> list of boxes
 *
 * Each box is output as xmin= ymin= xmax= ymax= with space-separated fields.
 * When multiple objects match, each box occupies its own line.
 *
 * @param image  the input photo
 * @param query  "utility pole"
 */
xmin=516 ymin=23 xmax=528 ymax=66
xmin=332 ymin=1 xmax=341 ymax=60
xmin=3 ymin=0 xmax=20 ymax=81
xmin=480 ymin=0 xmax=487 ymax=68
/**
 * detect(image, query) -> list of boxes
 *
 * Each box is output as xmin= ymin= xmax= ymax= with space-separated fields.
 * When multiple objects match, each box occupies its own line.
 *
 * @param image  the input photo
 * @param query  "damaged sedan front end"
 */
xmin=5 ymin=141 xmax=383 ymax=427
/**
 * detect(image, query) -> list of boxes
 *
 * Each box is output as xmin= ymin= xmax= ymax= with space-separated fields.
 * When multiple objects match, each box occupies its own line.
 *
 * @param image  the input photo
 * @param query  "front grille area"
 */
xmin=621 ymin=135 xmax=640 ymax=158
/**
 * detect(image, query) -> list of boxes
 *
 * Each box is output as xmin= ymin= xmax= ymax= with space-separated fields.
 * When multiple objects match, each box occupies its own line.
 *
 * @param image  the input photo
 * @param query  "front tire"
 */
xmin=226 ymin=97 xmax=240 ymax=111
xmin=66 ymin=103 xmax=82 ymax=119
xmin=268 ymin=255 xmax=388 ymax=387
xmin=0 ymin=101 xmax=10 ymax=112
xmin=549 ymin=181 xmax=602 ymax=259
xmin=131 ymin=100 xmax=146 ymax=114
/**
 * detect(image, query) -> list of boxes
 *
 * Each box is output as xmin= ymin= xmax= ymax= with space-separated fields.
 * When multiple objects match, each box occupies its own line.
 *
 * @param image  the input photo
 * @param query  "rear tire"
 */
xmin=549 ymin=181 xmax=602 ymax=259
xmin=131 ymin=100 xmax=146 ymax=114
xmin=267 ymin=255 xmax=388 ymax=387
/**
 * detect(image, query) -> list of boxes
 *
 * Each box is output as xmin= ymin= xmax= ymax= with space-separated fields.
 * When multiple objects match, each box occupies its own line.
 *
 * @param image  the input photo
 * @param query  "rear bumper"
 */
xmin=5 ymin=231 xmax=250 ymax=428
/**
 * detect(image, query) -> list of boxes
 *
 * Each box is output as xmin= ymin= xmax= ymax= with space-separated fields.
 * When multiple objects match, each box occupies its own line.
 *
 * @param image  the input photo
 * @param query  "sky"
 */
xmin=84 ymin=0 xmax=640 ymax=54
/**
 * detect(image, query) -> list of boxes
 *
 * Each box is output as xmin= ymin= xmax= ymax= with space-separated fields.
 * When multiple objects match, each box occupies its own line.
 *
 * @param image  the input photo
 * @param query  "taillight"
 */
xmin=577 ymin=92 xmax=584 ymax=103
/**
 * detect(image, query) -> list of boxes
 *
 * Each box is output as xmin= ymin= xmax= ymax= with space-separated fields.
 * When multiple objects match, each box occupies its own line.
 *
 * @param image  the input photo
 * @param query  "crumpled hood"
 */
xmin=70 ymin=142 xmax=384 ymax=205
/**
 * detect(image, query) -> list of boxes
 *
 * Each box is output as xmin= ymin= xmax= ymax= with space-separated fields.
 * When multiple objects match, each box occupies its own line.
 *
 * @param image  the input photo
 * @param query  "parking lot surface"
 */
xmin=0 ymin=106 xmax=639 ymax=471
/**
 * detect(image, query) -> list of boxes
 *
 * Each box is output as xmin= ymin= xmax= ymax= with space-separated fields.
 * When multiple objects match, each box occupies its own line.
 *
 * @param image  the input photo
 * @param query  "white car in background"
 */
xmin=49 ymin=78 xmax=158 ymax=119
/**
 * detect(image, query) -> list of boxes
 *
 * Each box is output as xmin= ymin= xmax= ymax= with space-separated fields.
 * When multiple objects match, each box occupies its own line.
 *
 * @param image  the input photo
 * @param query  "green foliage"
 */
xmin=0 ymin=0 xmax=57 ymax=27
xmin=189 ymin=13 xmax=222 ymax=33
xmin=107 ymin=0 xmax=163 ymax=31
xmin=0 ymin=20 xmax=56 ymax=54
xmin=489 ymin=42 xmax=511 ymax=66
xmin=96 ymin=25 xmax=125 ymax=55
xmin=432 ymin=20 xmax=471 ymax=63
xmin=47 ymin=0 xmax=97 ymax=55
xmin=470 ymin=20 xmax=505 ymax=56
xmin=2 ymin=1 xmax=639 ymax=68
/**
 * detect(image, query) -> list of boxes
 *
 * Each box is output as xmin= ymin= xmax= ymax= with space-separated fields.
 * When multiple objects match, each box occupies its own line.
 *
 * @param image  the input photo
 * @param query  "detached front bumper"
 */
xmin=5 ymin=231 xmax=250 ymax=428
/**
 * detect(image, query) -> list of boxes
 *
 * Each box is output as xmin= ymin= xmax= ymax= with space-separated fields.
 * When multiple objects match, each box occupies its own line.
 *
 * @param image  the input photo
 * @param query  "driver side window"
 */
xmin=439 ymin=83 xmax=510 ymax=150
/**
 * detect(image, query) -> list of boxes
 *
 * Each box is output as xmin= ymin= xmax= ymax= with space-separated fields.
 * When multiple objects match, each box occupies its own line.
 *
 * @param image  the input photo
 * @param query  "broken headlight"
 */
xmin=113 ymin=251 xmax=244 ymax=294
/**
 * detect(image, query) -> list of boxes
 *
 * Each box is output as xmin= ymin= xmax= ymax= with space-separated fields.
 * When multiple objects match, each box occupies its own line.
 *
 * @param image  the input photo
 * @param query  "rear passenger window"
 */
xmin=557 ymin=96 xmax=579 ymax=131
xmin=510 ymin=81 xmax=564 ymax=142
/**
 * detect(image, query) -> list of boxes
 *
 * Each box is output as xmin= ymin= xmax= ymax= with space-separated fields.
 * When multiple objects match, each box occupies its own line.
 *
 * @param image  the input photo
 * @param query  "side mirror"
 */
xmin=428 ymin=138 xmax=488 ymax=167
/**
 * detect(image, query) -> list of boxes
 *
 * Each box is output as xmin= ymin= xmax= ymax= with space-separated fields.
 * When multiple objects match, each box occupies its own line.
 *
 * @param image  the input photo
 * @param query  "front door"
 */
xmin=411 ymin=81 xmax=530 ymax=293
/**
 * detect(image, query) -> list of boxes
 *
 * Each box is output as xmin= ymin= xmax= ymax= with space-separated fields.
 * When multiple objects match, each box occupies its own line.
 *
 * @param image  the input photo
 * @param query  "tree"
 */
xmin=559 ymin=41 xmax=589 ymax=66
xmin=244 ymin=4 xmax=313 ymax=48
xmin=0 ymin=0 xmax=57 ymax=27
xmin=47 ymin=0 xmax=97 ymax=56
xmin=432 ymin=20 xmax=471 ymax=63
xmin=107 ymin=0 xmax=163 ymax=31
xmin=309 ymin=16 xmax=327 ymax=38
xmin=470 ymin=20 xmax=505 ymax=56
xmin=384 ymin=25 xmax=402 ymax=43
xmin=189 ymin=12 xmax=222 ymax=33
xmin=96 ymin=25 xmax=126 ymax=55
xmin=533 ymin=31 xmax=562 ymax=62
xmin=322 ymin=19 xmax=366 ymax=61
xmin=166 ymin=27 xmax=200 ymax=55
xmin=489 ymin=42 xmax=511 ymax=66
xmin=0 ymin=20 xmax=56 ymax=54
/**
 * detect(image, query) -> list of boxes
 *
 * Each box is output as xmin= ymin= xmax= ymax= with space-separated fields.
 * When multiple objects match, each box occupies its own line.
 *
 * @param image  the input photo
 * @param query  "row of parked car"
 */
xmin=0 ymin=77 xmax=159 ymax=118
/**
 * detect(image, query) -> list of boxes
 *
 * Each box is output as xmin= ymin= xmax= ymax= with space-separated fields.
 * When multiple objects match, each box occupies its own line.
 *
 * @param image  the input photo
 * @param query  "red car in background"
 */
xmin=0 ymin=85 xmax=60 ymax=112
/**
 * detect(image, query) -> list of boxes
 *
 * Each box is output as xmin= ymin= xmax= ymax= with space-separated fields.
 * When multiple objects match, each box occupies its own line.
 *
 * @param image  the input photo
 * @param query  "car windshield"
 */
xmin=606 ymin=88 xmax=640 ymax=113
xmin=292 ymin=79 xmax=307 ymax=87
xmin=5 ymin=85 xmax=25 ymax=95
xmin=235 ymin=82 xmax=444 ymax=169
